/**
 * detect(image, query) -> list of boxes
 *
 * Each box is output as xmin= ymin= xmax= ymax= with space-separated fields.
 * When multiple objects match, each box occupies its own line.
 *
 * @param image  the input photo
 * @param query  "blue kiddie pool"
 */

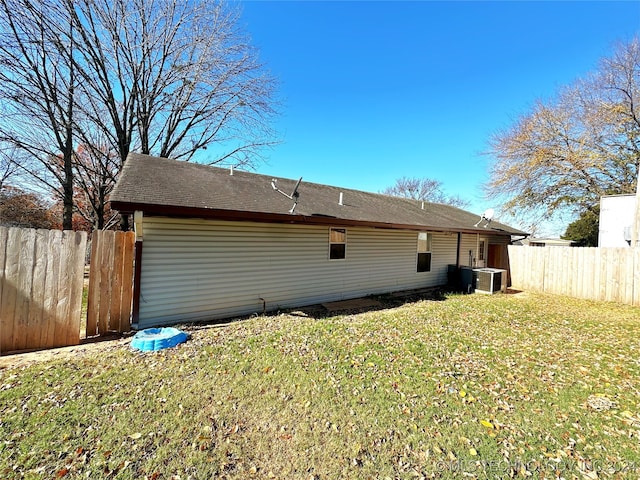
xmin=131 ymin=327 xmax=189 ymax=351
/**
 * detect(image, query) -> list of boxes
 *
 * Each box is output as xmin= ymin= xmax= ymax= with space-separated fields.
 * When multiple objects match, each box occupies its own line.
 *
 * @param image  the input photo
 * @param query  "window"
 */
xmin=329 ymin=228 xmax=346 ymax=260
xmin=417 ymin=232 xmax=432 ymax=272
xmin=479 ymin=240 xmax=486 ymax=261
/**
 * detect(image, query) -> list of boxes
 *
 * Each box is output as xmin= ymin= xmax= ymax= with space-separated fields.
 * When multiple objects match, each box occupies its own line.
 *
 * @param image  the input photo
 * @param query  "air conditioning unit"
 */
xmin=472 ymin=268 xmax=506 ymax=294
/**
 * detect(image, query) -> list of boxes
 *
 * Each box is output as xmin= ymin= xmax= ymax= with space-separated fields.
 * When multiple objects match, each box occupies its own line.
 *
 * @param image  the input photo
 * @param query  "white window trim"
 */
xmin=417 ymin=232 xmax=432 ymax=273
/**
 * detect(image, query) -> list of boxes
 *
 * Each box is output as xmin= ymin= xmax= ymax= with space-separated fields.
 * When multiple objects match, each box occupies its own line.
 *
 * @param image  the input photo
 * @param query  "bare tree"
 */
xmin=0 ymin=0 xmax=77 ymax=229
xmin=72 ymin=140 xmax=119 ymax=230
xmin=0 ymin=0 xmax=277 ymax=230
xmin=0 ymin=143 xmax=19 ymax=191
xmin=69 ymin=0 xmax=277 ymax=230
xmin=486 ymin=38 xmax=640 ymax=230
xmin=70 ymin=0 xmax=278 ymax=166
xmin=382 ymin=176 xmax=469 ymax=208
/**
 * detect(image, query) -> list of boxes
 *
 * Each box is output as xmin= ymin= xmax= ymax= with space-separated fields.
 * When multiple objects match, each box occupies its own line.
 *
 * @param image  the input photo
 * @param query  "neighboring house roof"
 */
xmin=513 ymin=237 xmax=575 ymax=247
xmin=110 ymin=153 xmax=527 ymax=236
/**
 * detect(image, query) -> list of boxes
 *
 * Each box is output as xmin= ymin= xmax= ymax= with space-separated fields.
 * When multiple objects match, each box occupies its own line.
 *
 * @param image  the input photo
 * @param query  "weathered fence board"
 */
xmin=86 ymin=230 xmax=135 ymax=335
xmin=0 ymin=227 xmax=87 ymax=353
xmin=86 ymin=235 xmax=100 ymax=337
xmin=508 ymin=246 xmax=640 ymax=306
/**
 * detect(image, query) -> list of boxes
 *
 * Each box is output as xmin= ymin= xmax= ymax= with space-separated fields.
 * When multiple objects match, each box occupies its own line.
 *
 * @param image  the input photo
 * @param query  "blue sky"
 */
xmin=236 ymin=1 xmax=639 ymax=232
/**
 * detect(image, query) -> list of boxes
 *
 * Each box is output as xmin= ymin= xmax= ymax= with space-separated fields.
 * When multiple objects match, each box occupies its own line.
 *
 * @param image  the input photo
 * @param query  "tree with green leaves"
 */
xmin=486 ymin=38 xmax=639 ymax=231
xmin=562 ymin=207 xmax=600 ymax=247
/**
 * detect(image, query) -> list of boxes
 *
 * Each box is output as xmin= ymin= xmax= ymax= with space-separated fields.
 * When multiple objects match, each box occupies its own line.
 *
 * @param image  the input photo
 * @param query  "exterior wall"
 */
xmin=457 ymin=233 xmax=512 ymax=287
xmin=486 ymin=235 xmax=511 ymax=286
xmin=457 ymin=233 xmax=510 ymax=268
xmin=459 ymin=233 xmax=479 ymax=267
xmin=599 ymin=195 xmax=635 ymax=247
xmin=137 ymin=217 xmax=459 ymax=327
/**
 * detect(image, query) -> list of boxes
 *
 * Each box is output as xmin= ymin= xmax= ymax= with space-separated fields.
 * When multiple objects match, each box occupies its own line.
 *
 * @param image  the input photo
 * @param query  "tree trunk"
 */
xmin=62 ymin=150 xmax=74 ymax=230
xmin=95 ymin=185 xmax=105 ymax=230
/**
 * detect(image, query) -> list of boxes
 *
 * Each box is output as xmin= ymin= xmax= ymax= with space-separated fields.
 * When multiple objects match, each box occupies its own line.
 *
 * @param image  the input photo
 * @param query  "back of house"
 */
xmin=110 ymin=153 xmax=526 ymax=328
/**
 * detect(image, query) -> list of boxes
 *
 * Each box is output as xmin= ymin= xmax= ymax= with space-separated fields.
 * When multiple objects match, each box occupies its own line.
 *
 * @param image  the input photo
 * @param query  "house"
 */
xmin=512 ymin=237 xmax=575 ymax=247
xmin=599 ymin=194 xmax=636 ymax=247
xmin=110 ymin=153 xmax=527 ymax=328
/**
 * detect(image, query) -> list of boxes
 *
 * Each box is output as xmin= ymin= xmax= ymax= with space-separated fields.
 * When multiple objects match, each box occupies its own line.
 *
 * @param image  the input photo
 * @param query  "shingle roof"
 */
xmin=110 ymin=153 xmax=527 ymax=236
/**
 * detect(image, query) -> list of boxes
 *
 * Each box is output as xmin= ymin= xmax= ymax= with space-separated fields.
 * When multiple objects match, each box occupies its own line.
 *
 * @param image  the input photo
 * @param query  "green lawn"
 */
xmin=2 ymin=292 xmax=640 ymax=479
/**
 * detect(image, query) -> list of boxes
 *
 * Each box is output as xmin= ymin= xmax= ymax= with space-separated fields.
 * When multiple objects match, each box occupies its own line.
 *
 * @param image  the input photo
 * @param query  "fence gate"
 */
xmin=86 ymin=230 xmax=135 ymax=336
xmin=0 ymin=227 xmax=87 ymax=353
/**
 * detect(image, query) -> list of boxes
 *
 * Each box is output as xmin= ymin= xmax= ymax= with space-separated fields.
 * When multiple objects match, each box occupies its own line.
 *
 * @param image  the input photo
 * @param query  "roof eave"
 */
xmin=111 ymin=201 xmax=520 ymax=236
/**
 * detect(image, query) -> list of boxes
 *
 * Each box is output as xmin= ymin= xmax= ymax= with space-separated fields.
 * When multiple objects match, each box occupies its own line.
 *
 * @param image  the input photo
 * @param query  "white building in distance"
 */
xmin=599 ymin=194 xmax=636 ymax=247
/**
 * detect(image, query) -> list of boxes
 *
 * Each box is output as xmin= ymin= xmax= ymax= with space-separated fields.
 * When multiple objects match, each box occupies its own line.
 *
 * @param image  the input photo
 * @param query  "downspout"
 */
xmin=474 ymin=233 xmax=479 ymax=268
xmin=132 ymin=211 xmax=144 ymax=329
xmin=633 ymin=175 xmax=640 ymax=247
xmin=456 ymin=232 xmax=461 ymax=267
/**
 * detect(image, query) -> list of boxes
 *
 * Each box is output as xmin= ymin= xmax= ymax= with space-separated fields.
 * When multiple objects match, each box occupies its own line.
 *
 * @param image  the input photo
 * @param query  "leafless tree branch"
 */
xmin=382 ymin=176 xmax=470 ymax=208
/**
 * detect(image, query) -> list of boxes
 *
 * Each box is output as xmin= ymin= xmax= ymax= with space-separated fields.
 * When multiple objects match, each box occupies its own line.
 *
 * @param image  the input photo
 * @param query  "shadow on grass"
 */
xmin=290 ymin=287 xmax=451 ymax=320
xmin=183 ymin=287 xmax=454 ymax=330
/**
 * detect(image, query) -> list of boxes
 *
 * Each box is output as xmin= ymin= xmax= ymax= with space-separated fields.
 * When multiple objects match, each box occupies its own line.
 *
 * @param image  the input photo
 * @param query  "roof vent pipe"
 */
xmin=421 ymin=201 xmax=424 ymax=210
xmin=339 ymin=192 xmax=343 ymax=206
xmin=230 ymin=165 xmax=234 ymax=176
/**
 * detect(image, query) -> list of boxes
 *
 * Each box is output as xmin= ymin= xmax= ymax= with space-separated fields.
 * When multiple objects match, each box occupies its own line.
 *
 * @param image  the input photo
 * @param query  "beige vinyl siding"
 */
xmin=458 ymin=233 xmax=511 ymax=268
xmin=459 ymin=233 xmax=479 ymax=267
xmin=137 ymin=217 xmax=458 ymax=327
xmin=431 ymin=232 xmax=458 ymax=284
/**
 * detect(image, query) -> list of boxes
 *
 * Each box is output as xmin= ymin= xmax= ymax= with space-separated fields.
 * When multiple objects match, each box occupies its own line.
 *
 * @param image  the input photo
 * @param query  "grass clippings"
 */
xmin=1 ymin=292 xmax=640 ymax=479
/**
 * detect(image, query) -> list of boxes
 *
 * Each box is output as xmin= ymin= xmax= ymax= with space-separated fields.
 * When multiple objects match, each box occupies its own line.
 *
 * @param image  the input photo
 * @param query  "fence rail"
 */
xmin=508 ymin=245 xmax=640 ymax=306
xmin=0 ymin=227 xmax=87 ymax=353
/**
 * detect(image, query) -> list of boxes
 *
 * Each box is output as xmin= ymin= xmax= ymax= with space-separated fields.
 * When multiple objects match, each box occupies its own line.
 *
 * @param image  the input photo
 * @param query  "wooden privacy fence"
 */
xmin=0 ymin=227 xmax=87 ymax=353
xmin=87 ymin=230 xmax=135 ymax=336
xmin=508 ymin=245 xmax=640 ymax=306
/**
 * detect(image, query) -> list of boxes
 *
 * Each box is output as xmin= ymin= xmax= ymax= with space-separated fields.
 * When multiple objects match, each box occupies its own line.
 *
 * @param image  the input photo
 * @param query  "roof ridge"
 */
xmin=125 ymin=152 xmax=462 ymax=212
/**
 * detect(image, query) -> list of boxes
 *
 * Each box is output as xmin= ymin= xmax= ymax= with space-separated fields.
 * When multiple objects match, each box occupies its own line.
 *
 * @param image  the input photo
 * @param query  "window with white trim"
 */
xmin=329 ymin=228 xmax=346 ymax=260
xmin=417 ymin=232 xmax=432 ymax=272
